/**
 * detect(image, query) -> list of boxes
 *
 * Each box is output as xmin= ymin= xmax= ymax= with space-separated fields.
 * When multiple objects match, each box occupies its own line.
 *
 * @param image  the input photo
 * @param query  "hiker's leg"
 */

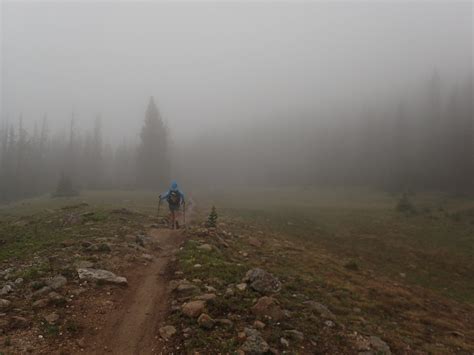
xmin=175 ymin=211 xmax=180 ymax=229
xmin=171 ymin=210 xmax=176 ymax=229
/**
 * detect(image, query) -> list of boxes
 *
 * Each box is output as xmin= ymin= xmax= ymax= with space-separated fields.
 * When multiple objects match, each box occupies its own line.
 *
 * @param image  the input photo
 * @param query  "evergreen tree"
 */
xmin=137 ymin=97 xmax=169 ymax=189
xmin=206 ymin=206 xmax=218 ymax=228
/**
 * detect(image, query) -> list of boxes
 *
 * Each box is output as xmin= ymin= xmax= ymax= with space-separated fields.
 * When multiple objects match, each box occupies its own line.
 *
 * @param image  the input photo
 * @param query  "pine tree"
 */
xmin=137 ymin=97 xmax=169 ymax=189
xmin=206 ymin=206 xmax=218 ymax=228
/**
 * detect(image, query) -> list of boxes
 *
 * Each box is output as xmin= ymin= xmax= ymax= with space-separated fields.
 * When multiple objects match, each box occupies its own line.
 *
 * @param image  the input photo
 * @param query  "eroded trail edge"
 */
xmin=86 ymin=228 xmax=185 ymax=355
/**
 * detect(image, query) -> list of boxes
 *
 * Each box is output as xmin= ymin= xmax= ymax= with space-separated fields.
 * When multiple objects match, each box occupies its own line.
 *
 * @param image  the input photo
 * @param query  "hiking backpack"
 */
xmin=167 ymin=190 xmax=181 ymax=206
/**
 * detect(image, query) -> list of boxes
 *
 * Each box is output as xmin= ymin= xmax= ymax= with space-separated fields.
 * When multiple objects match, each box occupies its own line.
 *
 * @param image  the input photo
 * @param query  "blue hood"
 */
xmin=170 ymin=181 xmax=179 ymax=191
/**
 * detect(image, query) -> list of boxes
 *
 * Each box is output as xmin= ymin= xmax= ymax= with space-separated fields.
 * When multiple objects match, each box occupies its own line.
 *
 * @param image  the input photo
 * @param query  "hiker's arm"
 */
xmin=159 ymin=191 xmax=169 ymax=200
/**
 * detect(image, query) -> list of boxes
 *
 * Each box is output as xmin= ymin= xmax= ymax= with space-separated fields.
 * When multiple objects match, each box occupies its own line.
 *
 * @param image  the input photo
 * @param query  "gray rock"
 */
xmin=369 ymin=336 xmax=391 ymax=354
xmin=173 ymin=280 xmax=199 ymax=296
xmin=284 ymin=329 xmax=304 ymax=341
xmin=0 ymin=285 xmax=13 ymax=296
xmin=159 ymin=325 xmax=176 ymax=340
xmin=194 ymin=293 xmax=217 ymax=303
xmin=181 ymin=300 xmax=206 ymax=318
xmin=77 ymin=268 xmax=128 ymax=286
xmin=33 ymin=286 xmax=52 ymax=298
xmin=241 ymin=327 xmax=270 ymax=354
xmin=48 ymin=292 xmax=66 ymax=305
xmin=303 ymin=300 xmax=336 ymax=320
xmin=14 ymin=278 xmax=24 ymax=285
xmin=280 ymin=337 xmax=290 ymax=347
xmin=74 ymin=260 xmax=94 ymax=269
xmin=0 ymin=299 xmax=11 ymax=310
xmin=243 ymin=268 xmax=281 ymax=294
xmin=142 ymin=254 xmax=153 ymax=261
xmin=32 ymin=299 xmax=48 ymax=309
xmin=198 ymin=244 xmax=213 ymax=251
xmin=46 ymin=275 xmax=67 ymax=290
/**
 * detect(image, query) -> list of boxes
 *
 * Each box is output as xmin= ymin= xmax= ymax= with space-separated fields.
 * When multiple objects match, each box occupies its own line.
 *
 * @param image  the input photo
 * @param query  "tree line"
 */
xmin=177 ymin=71 xmax=473 ymax=195
xmin=0 ymin=97 xmax=168 ymax=202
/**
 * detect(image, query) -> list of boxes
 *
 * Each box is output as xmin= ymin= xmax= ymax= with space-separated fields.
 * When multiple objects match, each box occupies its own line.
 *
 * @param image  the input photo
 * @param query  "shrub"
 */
xmin=53 ymin=173 xmax=78 ymax=197
xmin=396 ymin=193 xmax=417 ymax=215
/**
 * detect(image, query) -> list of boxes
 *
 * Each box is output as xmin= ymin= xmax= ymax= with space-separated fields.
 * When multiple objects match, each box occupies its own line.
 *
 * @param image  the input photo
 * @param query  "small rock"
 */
xmin=33 ymin=286 xmax=52 ymax=298
xmin=194 ymin=264 xmax=202 ymax=268
xmin=159 ymin=325 xmax=177 ymax=340
xmin=0 ymin=285 xmax=13 ymax=296
xmin=174 ymin=280 xmax=199 ymax=296
xmin=236 ymin=283 xmax=247 ymax=291
xmin=142 ymin=254 xmax=153 ymax=261
xmin=253 ymin=320 xmax=265 ymax=329
xmin=237 ymin=331 xmax=246 ymax=341
xmin=284 ymin=329 xmax=304 ymax=341
xmin=251 ymin=296 xmax=284 ymax=321
xmin=44 ymin=312 xmax=59 ymax=325
xmin=77 ymin=268 xmax=127 ymax=286
xmin=225 ymin=288 xmax=234 ymax=297
xmin=324 ymin=320 xmax=335 ymax=328
xmin=198 ymin=244 xmax=213 ymax=252
xmin=244 ymin=268 xmax=281 ymax=294
xmin=0 ymin=299 xmax=11 ymax=310
xmin=48 ymin=292 xmax=66 ymax=305
xmin=14 ymin=278 xmax=24 ymax=285
xmin=303 ymin=300 xmax=336 ymax=320
xmin=248 ymin=237 xmax=263 ymax=248
xmin=46 ymin=275 xmax=67 ymax=290
xmin=280 ymin=337 xmax=289 ymax=347
xmin=76 ymin=338 xmax=86 ymax=348
xmin=9 ymin=316 xmax=29 ymax=329
xmin=32 ymin=299 xmax=48 ymax=309
xmin=74 ymin=260 xmax=94 ymax=269
xmin=197 ymin=313 xmax=215 ymax=329
xmin=195 ymin=293 xmax=216 ymax=303
xmin=215 ymin=318 xmax=234 ymax=328
xmin=241 ymin=328 xmax=269 ymax=354
xmin=369 ymin=336 xmax=391 ymax=354
xmin=98 ymin=243 xmax=112 ymax=252
xmin=181 ymin=300 xmax=206 ymax=318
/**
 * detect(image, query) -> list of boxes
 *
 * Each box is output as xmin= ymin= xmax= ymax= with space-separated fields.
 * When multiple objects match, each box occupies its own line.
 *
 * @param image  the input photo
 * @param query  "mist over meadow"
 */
xmin=1 ymin=1 xmax=472 ymax=202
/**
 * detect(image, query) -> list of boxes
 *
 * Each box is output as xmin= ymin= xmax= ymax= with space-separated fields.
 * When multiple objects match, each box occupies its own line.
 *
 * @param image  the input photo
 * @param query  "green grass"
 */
xmin=0 ymin=191 xmax=155 ymax=263
xmin=197 ymin=186 xmax=474 ymax=303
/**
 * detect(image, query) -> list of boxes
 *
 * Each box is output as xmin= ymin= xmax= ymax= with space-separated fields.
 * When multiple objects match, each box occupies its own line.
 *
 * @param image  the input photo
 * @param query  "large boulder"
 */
xmin=243 ymin=268 xmax=281 ymax=294
xmin=240 ymin=327 xmax=270 ymax=354
xmin=77 ymin=268 xmax=127 ymax=286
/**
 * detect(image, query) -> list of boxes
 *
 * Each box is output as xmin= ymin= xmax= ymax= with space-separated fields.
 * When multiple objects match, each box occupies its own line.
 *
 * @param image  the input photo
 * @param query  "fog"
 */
xmin=0 ymin=1 xmax=472 ymax=200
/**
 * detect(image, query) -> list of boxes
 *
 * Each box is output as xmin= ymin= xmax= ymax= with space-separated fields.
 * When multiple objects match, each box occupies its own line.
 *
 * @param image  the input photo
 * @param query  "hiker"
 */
xmin=159 ymin=181 xmax=185 ymax=229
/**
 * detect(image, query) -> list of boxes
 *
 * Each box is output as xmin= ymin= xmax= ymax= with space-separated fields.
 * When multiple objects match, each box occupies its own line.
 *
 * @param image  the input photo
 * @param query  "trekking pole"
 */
xmin=157 ymin=196 xmax=162 ymax=218
xmin=183 ymin=201 xmax=186 ymax=229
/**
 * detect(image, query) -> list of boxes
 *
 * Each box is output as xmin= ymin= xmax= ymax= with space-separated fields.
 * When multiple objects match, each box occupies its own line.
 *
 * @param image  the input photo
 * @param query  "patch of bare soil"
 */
xmin=82 ymin=228 xmax=185 ymax=355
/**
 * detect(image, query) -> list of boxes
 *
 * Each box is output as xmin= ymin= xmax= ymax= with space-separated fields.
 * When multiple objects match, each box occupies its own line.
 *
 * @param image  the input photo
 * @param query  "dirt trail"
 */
xmin=86 ymin=228 xmax=185 ymax=355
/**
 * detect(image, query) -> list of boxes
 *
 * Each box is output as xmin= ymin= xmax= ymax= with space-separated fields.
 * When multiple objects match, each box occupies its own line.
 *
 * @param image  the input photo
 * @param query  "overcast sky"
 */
xmin=1 ymin=1 xmax=472 ymax=143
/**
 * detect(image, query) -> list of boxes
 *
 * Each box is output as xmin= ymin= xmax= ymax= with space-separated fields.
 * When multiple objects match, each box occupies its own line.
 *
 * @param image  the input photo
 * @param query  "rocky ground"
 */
xmin=157 ymin=219 xmax=474 ymax=354
xmin=0 ymin=203 xmax=473 ymax=354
